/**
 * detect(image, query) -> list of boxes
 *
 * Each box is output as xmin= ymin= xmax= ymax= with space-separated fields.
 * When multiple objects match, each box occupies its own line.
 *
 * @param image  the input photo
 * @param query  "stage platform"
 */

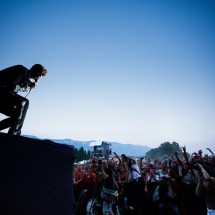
xmin=0 ymin=132 xmax=75 ymax=215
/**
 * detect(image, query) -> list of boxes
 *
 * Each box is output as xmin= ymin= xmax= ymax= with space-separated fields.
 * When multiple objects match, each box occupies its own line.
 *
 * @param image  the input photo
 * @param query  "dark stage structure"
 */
xmin=0 ymin=132 xmax=75 ymax=215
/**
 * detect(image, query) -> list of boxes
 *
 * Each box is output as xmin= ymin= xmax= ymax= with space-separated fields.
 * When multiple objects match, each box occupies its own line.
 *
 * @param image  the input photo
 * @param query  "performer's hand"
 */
xmin=29 ymin=82 xmax=38 ymax=89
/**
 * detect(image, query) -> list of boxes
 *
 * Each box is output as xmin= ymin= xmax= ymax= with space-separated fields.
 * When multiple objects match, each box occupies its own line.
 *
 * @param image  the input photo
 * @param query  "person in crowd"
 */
xmin=157 ymin=178 xmax=180 ymax=215
xmin=0 ymin=64 xmax=47 ymax=135
xmin=157 ymin=160 xmax=170 ymax=180
xmin=121 ymin=154 xmax=147 ymax=214
xmin=196 ymin=163 xmax=215 ymax=215
xmin=113 ymin=152 xmax=129 ymax=213
xmin=83 ymin=166 xmax=97 ymax=198
xmin=73 ymin=164 xmax=85 ymax=202
xmin=101 ymin=159 xmax=117 ymax=215
xmin=145 ymin=167 xmax=160 ymax=215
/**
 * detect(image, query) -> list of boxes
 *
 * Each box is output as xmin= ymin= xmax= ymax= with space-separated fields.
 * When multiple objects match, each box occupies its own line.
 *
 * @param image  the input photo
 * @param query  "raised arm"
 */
xmin=113 ymin=152 xmax=122 ymax=164
xmin=206 ymin=148 xmax=214 ymax=155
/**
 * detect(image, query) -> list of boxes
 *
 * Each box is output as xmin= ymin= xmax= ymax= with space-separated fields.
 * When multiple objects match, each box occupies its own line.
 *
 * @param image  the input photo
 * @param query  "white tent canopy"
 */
xmin=78 ymin=160 xmax=88 ymax=164
xmin=89 ymin=141 xmax=103 ymax=147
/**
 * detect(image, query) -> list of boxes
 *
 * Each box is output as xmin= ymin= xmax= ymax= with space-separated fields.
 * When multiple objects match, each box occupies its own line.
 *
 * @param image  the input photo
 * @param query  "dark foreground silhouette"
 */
xmin=0 ymin=132 xmax=75 ymax=215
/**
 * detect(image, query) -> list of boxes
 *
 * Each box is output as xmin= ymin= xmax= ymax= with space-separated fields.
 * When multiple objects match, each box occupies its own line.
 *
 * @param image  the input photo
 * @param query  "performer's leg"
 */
xmin=0 ymin=90 xmax=16 ymax=131
xmin=8 ymin=95 xmax=29 ymax=135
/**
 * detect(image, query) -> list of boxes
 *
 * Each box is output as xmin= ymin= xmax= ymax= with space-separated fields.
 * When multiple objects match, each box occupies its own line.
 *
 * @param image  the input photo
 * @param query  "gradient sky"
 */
xmin=1 ymin=0 xmax=215 ymax=153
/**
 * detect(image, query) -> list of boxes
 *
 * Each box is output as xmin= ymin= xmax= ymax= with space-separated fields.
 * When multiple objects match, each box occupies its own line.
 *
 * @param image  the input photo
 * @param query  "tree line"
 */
xmin=145 ymin=141 xmax=189 ymax=160
xmin=74 ymin=147 xmax=91 ymax=162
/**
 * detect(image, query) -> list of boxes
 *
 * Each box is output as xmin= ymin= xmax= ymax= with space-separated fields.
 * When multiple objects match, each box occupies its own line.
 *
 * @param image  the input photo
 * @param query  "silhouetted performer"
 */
xmin=0 ymin=64 xmax=47 ymax=135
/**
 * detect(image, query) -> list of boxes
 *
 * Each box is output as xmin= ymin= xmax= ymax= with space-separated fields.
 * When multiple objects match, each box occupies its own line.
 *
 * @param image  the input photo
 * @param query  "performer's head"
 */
xmin=30 ymin=64 xmax=47 ymax=82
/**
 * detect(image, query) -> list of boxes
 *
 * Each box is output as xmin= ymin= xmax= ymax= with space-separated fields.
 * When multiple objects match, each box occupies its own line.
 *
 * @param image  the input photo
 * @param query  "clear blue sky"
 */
xmin=1 ymin=0 xmax=215 ymax=153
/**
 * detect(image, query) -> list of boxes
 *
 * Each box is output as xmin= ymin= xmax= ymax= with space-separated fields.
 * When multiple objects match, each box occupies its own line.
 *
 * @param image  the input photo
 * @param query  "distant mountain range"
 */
xmin=24 ymin=135 xmax=151 ymax=157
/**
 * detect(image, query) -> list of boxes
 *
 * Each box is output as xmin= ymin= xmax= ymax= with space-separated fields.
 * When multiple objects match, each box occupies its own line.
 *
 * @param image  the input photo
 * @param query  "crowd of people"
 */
xmin=72 ymin=147 xmax=215 ymax=215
